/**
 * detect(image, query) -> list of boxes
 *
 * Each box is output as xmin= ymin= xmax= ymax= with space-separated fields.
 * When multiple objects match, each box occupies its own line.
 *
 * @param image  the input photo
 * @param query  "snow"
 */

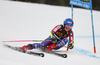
xmin=0 ymin=0 xmax=100 ymax=65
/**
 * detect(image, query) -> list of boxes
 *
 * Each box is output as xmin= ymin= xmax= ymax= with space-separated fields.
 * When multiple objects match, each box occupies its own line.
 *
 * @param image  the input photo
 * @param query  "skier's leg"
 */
xmin=32 ymin=36 xmax=52 ymax=48
xmin=19 ymin=36 xmax=52 ymax=50
xmin=19 ymin=44 xmax=33 ymax=50
xmin=54 ymin=38 xmax=68 ymax=50
xmin=44 ymin=38 xmax=68 ymax=51
xmin=39 ymin=36 xmax=52 ymax=48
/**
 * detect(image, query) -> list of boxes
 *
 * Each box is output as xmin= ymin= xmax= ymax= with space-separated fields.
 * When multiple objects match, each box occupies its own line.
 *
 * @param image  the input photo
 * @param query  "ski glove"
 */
xmin=69 ymin=41 xmax=74 ymax=49
xmin=51 ymin=36 xmax=57 ymax=44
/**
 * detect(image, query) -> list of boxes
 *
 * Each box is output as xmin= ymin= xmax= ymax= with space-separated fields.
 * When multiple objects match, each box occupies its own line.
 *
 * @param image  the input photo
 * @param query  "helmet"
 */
xmin=64 ymin=18 xmax=74 ymax=26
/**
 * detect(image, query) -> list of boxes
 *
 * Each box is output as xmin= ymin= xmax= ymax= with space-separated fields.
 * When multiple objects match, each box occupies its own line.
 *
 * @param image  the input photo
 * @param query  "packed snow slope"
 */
xmin=0 ymin=1 xmax=100 ymax=65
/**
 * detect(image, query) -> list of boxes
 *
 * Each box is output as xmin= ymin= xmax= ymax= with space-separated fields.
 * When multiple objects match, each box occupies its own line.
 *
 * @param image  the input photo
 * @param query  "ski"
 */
xmin=40 ymin=48 xmax=67 ymax=58
xmin=4 ymin=44 xmax=44 ymax=57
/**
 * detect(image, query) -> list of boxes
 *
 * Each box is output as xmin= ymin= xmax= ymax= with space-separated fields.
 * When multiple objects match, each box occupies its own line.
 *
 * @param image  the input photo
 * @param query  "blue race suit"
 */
xmin=31 ymin=25 xmax=74 ymax=50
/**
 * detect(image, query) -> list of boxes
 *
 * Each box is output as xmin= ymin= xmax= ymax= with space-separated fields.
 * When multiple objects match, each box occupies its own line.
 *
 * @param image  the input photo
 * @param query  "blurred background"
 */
xmin=11 ymin=0 xmax=100 ymax=11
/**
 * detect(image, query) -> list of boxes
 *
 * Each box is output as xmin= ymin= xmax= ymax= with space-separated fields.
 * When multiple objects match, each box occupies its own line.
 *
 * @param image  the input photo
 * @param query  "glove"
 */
xmin=51 ymin=36 xmax=57 ymax=44
xmin=68 ymin=41 xmax=74 ymax=49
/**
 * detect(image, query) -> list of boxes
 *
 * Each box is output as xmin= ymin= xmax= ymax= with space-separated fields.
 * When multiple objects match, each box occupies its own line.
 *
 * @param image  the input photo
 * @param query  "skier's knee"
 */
xmin=31 ymin=43 xmax=40 ymax=49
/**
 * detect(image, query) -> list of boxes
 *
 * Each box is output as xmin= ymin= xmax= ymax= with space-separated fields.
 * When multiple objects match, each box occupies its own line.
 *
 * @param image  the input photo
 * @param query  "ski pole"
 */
xmin=2 ymin=40 xmax=51 ymax=43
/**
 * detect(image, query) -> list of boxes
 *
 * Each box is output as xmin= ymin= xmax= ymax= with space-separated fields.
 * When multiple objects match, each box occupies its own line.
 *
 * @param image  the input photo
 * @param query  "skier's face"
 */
xmin=64 ymin=25 xmax=72 ymax=31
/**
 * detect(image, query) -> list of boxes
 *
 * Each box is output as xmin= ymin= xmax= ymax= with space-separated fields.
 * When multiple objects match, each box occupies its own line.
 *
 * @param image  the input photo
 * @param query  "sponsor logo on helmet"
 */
xmin=68 ymin=22 xmax=72 ymax=24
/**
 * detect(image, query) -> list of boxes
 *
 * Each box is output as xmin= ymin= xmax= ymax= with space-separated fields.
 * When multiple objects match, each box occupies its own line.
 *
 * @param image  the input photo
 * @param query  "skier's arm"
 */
xmin=68 ymin=30 xmax=74 ymax=49
xmin=50 ymin=25 xmax=61 ymax=40
xmin=49 ymin=25 xmax=61 ymax=44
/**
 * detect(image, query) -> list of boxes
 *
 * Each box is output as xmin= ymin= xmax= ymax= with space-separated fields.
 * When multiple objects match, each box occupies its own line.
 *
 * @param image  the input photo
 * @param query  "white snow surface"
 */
xmin=0 ymin=0 xmax=100 ymax=65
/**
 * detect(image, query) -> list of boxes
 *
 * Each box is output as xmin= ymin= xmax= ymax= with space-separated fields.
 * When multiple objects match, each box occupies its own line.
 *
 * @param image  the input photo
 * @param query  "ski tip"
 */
xmin=63 ymin=54 xmax=67 ymax=58
xmin=40 ymin=53 xmax=45 ymax=57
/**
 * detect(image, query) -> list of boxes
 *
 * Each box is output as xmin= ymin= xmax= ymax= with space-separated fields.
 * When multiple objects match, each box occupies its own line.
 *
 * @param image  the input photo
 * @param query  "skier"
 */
xmin=19 ymin=18 xmax=74 ymax=51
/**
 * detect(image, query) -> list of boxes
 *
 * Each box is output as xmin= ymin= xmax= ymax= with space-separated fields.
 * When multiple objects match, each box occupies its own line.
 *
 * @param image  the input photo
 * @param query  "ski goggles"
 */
xmin=65 ymin=25 xmax=72 ymax=29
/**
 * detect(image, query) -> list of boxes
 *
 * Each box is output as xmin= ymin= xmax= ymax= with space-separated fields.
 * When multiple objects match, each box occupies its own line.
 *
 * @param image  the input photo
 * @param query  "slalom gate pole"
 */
xmin=71 ymin=5 xmax=73 ymax=20
xmin=90 ymin=0 xmax=96 ymax=53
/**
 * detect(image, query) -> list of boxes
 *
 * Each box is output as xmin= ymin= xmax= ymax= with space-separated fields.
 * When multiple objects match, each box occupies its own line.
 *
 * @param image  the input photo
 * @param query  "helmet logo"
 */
xmin=68 ymin=22 xmax=72 ymax=24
